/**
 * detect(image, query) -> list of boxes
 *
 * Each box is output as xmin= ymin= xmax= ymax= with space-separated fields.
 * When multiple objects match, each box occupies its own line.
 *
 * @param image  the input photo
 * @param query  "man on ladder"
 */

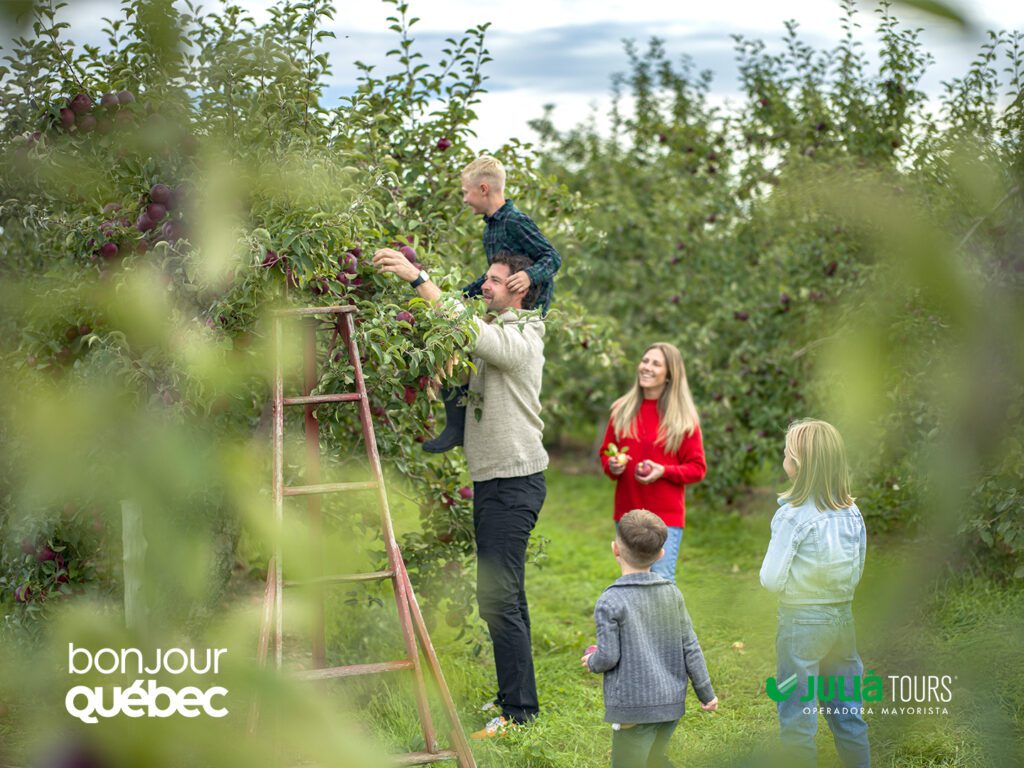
xmin=374 ymin=247 xmax=548 ymax=738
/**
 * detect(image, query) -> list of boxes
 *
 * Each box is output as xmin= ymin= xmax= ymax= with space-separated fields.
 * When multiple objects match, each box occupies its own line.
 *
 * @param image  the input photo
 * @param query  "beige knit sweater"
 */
xmin=463 ymin=311 xmax=549 ymax=483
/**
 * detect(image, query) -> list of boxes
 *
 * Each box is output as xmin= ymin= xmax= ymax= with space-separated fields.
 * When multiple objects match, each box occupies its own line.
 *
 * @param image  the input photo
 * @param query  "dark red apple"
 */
xmin=69 ymin=93 xmax=92 ymax=115
xmin=13 ymin=585 xmax=30 ymax=603
xmin=396 ymin=310 xmax=415 ymax=325
xmin=99 ymin=242 xmax=119 ymax=260
xmin=59 ymin=108 xmax=75 ymax=129
xmin=161 ymin=221 xmax=182 ymax=242
xmin=64 ymin=325 xmax=79 ymax=342
xmin=734 ymin=310 xmax=750 ymax=321
xmin=399 ymin=245 xmax=417 ymax=263
xmin=339 ymin=252 xmax=358 ymax=273
xmin=458 ymin=486 xmax=474 ymax=500
xmin=436 ymin=137 xmax=452 ymax=151
xmin=78 ymin=324 xmax=92 ymax=336
xmin=670 ymin=295 xmax=680 ymax=304
xmin=37 ymin=547 xmax=56 ymax=562
xmin=636 ymin=461 xmax=653 ymax=479
xmin=403 ymin=385 xmax=417 ymax=405
xmin=150 ymin=183 xmax=172 ymax=205
xmin=658 ymin=133 xmax=668 ymax=143
xmin=135 ymin=239 xmax=149 ymax=254
xmin=146 ymin=203 xmax=166 ymax=222
xmin=261 ymin=249 xmax=281 ymax=268
xmin=117 ymin=90 xmax=135 ymax=105
xmin=101 ymin=92 xmax=119 ymax=109
xmin=136 ymin=213 xmax=155 ymax=232
xmin=824 ymin=261 xmax=838 ymax=277
xmin=779 ymin=292 xmax=791 ymax=306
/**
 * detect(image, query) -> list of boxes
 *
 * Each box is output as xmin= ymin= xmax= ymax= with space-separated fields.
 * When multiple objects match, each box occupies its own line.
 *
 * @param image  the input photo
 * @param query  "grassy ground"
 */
xmin=287 ymin=462 xmax=1024 ymax=767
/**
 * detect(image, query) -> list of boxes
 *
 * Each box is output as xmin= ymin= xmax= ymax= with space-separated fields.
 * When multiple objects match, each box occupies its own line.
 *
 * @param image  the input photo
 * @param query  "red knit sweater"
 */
xmin=600 ymin=399 xmax=707 ymax=528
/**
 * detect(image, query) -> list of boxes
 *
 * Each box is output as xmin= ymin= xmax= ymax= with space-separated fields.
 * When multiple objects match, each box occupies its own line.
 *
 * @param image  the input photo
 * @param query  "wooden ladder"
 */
xmin=252 ymin=304 xmax=476 ymax=767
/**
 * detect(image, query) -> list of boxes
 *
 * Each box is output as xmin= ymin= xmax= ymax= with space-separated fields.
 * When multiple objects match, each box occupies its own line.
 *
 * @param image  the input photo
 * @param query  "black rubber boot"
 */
xmin=423 ymin=385 xmax=468 ymax=453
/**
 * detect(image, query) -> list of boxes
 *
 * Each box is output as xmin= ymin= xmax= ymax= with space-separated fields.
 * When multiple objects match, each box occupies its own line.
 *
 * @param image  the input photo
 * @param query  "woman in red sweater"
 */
xmin=599 ymin=342 xmax=706 ymax=581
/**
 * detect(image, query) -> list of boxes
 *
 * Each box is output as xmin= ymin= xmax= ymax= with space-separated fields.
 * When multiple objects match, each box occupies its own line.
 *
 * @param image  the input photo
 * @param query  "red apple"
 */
xmin=146 ymin=203 xmax=166 ymax=222
xmin=636 ymin=461 xmax=653 ymax=479
xmin=824 ymin=261 xmax=838 ymax=277
xmin=399 ymin=245 xmax=417 ymax=263
xmin=99 ymin=242 xmax=119 ymax=260
xmin=261 ymin=249 xmax=281 ymax=268
xmin=136 ymin=213 xmax=155 ymax=232
xmin=150 ymin=183 xmax=172 ymax=205
xmin=734 ymin=310 xmax=750 ymax=321
xmin=37 ymin=547 xmax=56 ymax=562
xmin=101 ymin=92 xmax=119 ymax=109
xmin=13 ymin=585 xmax=30 ymax=603
xmin=403 ymin=385 xmax=417 ymax=405
xmin=161 ymin=221 xmax=182 ymax=242
xmin=69 ymin=93 xmax=92 ymax=115
xmin=436 ymin=137 xmax=452 ymax=151
xmin=339 ymin=252 xmax=358 ymax=273
xmin=117 ymin=90 xmax=135 ymax=105
xmin=396 ymin=310 xmax=415 ymax=325
xmin=458 ymin=486 xmax=474 ymax=500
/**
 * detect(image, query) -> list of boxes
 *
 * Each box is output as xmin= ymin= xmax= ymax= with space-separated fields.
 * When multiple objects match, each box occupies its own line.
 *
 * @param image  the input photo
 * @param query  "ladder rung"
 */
xmin=394 ymin=750 xmax=458 ymax=765
xmin=294 ymin=660 xmax=414 ymax=680
xmin=273 ymin=306 xmax=357 ymax=317
xmin=285 ymin=570 xmax=394 ymax=587
xmin=282 ymin=393 xmax=362 ymax=406
xmin=283 ymin=481 xmax=378 ymax=496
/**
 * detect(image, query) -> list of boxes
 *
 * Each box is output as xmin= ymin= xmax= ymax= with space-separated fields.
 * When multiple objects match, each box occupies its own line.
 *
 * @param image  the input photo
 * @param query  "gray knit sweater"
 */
xmin=587 ymin=572 xmax=715 ymax=724
xmin=463 ymin=311 xmax=549 ymax=483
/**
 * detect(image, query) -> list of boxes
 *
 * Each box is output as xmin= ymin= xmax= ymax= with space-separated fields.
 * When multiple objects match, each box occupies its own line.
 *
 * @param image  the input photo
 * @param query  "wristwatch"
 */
xmin=410 ymin=269 xmax=430 ymax=288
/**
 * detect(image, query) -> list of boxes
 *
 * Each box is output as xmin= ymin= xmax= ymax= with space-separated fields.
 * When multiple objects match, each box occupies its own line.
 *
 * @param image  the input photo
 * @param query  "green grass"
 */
xmin=316 ymin=464 xmax=1023 ymax=767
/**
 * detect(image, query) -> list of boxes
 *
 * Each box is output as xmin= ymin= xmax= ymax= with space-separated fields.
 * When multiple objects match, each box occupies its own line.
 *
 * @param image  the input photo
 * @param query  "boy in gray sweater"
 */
xmin=582 ymin=509 xmax=718 ymax=767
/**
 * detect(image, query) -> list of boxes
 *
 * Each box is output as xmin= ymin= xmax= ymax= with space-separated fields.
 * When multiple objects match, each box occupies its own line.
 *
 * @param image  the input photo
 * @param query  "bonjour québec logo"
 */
xmin=764 ymin=670 xmax=954 ymax=716
xmin=65 ymin=643 xmax=229 ymax=724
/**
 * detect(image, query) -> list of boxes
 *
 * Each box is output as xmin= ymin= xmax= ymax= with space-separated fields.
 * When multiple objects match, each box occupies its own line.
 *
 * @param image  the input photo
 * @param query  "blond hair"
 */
xmin=617 ymin=509 xmax=667 ymax=568
xmin=611 ymin=342 xmax=699 ymax=454
xmin=781 ymin=419 xmax=855 ymax=511
xmin=462 ymin=155 xmax=505 ymax=192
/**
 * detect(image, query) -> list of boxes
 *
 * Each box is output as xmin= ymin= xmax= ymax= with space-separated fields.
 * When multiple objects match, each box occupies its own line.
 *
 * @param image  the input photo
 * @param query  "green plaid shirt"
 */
xmin=462 ymin=200 xmax=562 ymax=314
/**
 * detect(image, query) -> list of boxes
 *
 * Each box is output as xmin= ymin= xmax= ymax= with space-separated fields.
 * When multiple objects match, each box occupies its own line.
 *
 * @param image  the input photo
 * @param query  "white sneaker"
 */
xmin=470 ymin=715 xmax=518 ymax=740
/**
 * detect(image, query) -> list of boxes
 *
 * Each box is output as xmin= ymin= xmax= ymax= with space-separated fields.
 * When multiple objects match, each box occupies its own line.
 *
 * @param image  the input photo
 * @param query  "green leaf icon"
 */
xmin=766 ymin=673 xmax=799 ymax=702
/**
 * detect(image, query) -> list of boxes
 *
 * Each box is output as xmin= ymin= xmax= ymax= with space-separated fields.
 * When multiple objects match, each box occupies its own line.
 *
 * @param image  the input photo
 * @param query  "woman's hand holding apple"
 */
xmin=635 ymin=460 xmax=665 ymax=484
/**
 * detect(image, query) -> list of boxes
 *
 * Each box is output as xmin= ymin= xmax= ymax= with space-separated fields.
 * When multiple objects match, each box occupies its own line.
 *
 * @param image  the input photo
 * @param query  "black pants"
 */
xmin=473 ymin=472 xmax=546 ymax=723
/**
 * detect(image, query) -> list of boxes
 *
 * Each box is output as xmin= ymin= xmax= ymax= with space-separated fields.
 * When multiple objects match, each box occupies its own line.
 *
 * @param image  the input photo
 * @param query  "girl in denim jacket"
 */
xmin=760 ymin=419 xmax=870 ymax=767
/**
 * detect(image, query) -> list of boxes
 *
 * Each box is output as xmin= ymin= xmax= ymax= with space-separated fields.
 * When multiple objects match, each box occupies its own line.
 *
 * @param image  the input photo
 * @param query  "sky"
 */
xmin=12 ymin=0 xmax=1024 ymax=150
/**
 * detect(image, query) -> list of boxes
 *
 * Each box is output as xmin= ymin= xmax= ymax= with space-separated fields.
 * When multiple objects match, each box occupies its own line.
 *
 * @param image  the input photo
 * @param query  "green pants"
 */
xmin=610 ymin=720 xmax=679 ymax=768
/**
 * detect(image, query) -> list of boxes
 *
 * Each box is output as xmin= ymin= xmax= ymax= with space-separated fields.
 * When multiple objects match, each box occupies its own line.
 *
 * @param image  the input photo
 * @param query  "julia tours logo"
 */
xmin=765 ymin=670 xmax=955 ymax=716
xmin=65 ymin=643 xmax=229 ymax=724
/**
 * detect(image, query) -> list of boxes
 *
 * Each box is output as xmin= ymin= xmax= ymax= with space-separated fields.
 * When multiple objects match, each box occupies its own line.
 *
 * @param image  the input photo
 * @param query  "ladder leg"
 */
xmin=303 ymin=319 xmax=326 ymax=669
xmin=273 ymin=317 xmax=285 ymax=670
xmin=249 ymin=559 xmax=278 ymax=733
xmin=396 ymin=557 xmax=477 ymax=768
xmin=342 ymin=313 xmax=439 ymax=753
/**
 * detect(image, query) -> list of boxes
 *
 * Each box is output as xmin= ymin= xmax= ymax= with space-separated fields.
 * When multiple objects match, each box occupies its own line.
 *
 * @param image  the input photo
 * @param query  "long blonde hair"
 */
xmin=611 ymin=342 xmax=699 ymax=454
xmin=781 ymin=419 xmax=855 ymax=511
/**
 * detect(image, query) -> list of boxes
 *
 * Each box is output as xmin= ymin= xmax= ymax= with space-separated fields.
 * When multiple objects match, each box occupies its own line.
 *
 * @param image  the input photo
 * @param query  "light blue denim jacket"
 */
xmin=759 ymin=497 xmax=866 ymax=605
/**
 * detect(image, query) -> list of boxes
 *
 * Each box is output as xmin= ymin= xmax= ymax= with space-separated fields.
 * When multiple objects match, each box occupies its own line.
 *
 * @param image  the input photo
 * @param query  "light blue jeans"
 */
xmin=776 ymin=603 xmax=870 ymax=767
xmin=650 ymin=526 xmax=683 ymax=582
